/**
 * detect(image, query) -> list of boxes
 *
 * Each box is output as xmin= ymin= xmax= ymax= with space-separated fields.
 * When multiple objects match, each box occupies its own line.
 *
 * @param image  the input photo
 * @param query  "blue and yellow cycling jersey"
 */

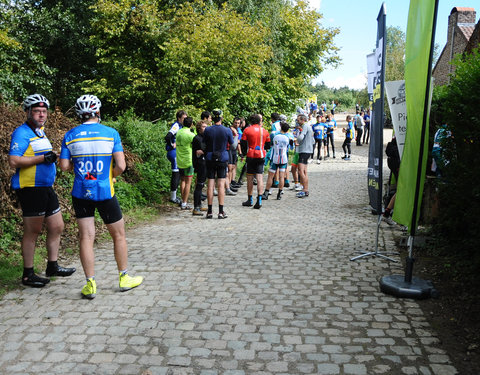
xmin=346 ymin=121 xmax=355 ymax=140
xmin=60 ymin=123 xmax=123 ymax=201
xmin=9 ymin=123 xmax=56 ymax=190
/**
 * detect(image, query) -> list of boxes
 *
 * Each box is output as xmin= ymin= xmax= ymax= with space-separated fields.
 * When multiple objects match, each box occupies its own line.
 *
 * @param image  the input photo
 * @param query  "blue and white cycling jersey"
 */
xmin=165 ymin=121 xmax=182 ymax=151
xmin=312 ymin=122 xmax=325 ymax=140
xmin=325 ymin=120 xmax=336 ymax=135
xmin=271 ymin=133 xmax=290 ymax=165
xmin=60 ymin=123 xmax=123 ymax=201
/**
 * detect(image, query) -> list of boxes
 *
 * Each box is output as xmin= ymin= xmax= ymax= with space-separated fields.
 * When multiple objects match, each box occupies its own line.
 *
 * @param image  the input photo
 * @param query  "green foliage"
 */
xmin=0 ymin=3 xmax=54 ymax=103
xmin=0 ymin=216 xmax=21 ymax=257
xmin=385 ymin=26 xmax=406 ymax=82
xmin=84 ymin=0 xmax=339 ymax=119
xmin=107 ymin=113 xmax=171 ymax=202
xmin=430 ymin=48 xmax=480 ymax=273
xmin=0 ymin=0 xmax=96 ymax=108
xmin=308 ymin=82 xmax=364 ymax=112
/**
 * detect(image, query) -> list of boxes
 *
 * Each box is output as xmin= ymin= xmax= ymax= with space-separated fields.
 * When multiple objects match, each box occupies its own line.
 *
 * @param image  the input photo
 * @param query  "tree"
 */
xmin=0 ymin=1 xmax=54 ymax=103
xmin=385 ymin=26 xmax=406 ymax=82
xmin=0 ymin=0 xmax=97 ymax=109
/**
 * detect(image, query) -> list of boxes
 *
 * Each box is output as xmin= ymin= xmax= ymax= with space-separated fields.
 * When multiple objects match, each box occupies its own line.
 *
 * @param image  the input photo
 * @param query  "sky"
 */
xmin=308 ymin=0 xmax=479 ymax=90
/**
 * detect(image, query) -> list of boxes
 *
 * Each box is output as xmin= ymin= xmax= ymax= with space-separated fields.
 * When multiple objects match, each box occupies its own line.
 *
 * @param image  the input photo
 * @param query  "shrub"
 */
xmin=431 ymin=48 xmax=480 ymax=273
xmin=107 ymin=113 xmax=172 ymax=203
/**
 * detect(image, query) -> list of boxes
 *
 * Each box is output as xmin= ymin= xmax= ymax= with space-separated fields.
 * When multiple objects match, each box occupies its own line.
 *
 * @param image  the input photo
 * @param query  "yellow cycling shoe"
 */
xmin=81 ymin=278 xmax=96 ymax=299
xmin=119 ymin=273 xmax=143 ymax=292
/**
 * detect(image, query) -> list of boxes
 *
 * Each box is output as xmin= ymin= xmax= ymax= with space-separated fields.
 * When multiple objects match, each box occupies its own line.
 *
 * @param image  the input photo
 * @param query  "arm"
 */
xmin=165 ymin=132 xmax=176 ymax=149
xmin=296 ymin=127 xmax=306 ymax=144
xmin=112 ymin=151 xmax=126 ymax=177
xmin=8 ymin=154 xmax=45 ymax=169
xmin=59 ymin=158 xmax=73 ymax=171
xmin=240 ymin=139 xmax=248 ymax=155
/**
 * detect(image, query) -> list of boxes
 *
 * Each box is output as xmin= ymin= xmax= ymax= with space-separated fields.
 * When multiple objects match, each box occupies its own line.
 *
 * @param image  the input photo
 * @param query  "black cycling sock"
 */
xmin=219 ymin=205 xmax=224 ymax=213
xmin=248 ymin=195 xmax=253 ymax=203
xmin=23 ymin=267 xmax=34 ymax=278
xmin=208 ymin=204 xmax=213 ymax=214
xmin=170 ymin=171 xmax=180 ymax=192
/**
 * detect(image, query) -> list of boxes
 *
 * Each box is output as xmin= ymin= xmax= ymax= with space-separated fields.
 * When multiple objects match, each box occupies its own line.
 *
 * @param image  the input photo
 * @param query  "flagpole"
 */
xmin=405 ymin=0 xmax=439 ymax=283
xmin=379 ymin=0 xmax=439 ymax=299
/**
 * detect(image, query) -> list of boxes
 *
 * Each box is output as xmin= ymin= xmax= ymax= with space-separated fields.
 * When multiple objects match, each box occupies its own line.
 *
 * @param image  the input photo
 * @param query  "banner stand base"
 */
xmin=350 ymin=215 xmax=398 ymax=262
xmin=350 ymin=250 xmax=398 ymax=262
xmin=379 ymin=274 xmax=437 ymax=299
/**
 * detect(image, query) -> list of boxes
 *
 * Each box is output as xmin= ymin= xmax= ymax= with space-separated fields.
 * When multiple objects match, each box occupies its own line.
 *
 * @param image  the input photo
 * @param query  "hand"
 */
xmin=44 ymin=151 xmax=57 ymax=164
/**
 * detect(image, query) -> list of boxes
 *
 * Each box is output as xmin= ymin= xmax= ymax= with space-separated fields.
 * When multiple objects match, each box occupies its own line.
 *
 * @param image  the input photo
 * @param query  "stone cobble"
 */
xmin=0 ymin=124 xmax=458 ymax=374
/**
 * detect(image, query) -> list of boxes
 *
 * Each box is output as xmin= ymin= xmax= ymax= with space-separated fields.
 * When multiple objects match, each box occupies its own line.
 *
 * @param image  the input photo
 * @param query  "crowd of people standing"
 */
xmin=8 ymin=93 xmax=372 ymax=296
xmin=164 ymin=104 xmax=373 ymax=218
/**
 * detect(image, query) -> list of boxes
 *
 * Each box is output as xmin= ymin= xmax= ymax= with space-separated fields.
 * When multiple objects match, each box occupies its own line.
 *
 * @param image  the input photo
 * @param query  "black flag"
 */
xmin=368 ymin=4 xmax=386 ymax=213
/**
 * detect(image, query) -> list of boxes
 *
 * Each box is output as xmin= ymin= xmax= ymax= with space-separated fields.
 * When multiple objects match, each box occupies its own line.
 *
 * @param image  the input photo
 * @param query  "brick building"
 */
xmin=432 ymin=7 xmax=479 ymax=86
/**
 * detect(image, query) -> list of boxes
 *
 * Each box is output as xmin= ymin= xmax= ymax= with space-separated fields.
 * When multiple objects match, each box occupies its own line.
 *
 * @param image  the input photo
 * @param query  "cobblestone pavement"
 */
xmin=0 ymin=121 xmax=458 ymax=375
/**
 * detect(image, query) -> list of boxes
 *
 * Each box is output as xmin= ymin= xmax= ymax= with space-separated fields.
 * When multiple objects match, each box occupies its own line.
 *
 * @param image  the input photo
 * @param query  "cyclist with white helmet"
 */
xmin=8 ymin=94 xmax=76 ymax=288
xmin=59 ymin=94 xmax=143 ymax=299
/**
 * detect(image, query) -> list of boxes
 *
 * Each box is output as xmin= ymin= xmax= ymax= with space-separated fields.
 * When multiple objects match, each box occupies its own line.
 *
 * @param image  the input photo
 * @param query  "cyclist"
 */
xmin=240 ymin=114 xmax=271 ymax=209
xmin=165 ymin=110 xmax=188 ymax=204
xmin=203 ymin=110 xmax=233 ymax=219
xmin=8 ymin=94 xmax=76 ymax=287
xmin=59 ymin=95 xmax=143 ymax=299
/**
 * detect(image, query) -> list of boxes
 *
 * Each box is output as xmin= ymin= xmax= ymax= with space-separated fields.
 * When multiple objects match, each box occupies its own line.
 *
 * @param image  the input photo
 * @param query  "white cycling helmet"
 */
xmin=75 ymin=95 xmax=101 ymax=117
xmin=23 ymin=94 xmax=50 ymax=111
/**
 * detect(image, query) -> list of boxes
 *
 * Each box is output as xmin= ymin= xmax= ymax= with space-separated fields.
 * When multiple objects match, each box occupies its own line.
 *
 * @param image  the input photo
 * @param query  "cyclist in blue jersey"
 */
xmin=8 ymin=94 xmax=76 ymax=288
xmin=60 ymin=95 xmax=143 ymax=299
xmin=312 ymin=115 xmax=326 ymax=163
xmin=325 ymin=114 xmax=337 ymax=159
xmin=164 ymin=110 xmax=188 ymax=204
xmin=342 ymin=115 xmax=355 ymax=161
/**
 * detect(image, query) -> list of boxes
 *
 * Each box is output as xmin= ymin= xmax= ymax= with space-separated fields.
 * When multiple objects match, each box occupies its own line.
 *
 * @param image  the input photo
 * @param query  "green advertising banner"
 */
xmin=393 ymin=0 xmax=436 ymax=232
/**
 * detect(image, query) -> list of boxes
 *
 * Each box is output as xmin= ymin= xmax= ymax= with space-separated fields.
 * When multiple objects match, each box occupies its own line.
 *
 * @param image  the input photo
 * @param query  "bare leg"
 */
xmin=106 ymin=218 xmax=128 ymax=272
xmin=21 ymin=216 xmax=44 ymax=268
xmin=247 ymin=174 xmax=254 ymax=196
xmin=256 ymin=173 xmax=264 ymax=196
xmin=77 ymin=217 xmax=96 ymax=278
xmin=298 ymin=163 xmax=309 ymax=192
xmin=278 ymin=171 xmax=286 ymax=190
xmin=217 ymin=178 xmax=226 ymax=206
xmin=265 ymin=171 xmax=275 ymax=191
xmin=45 ymin=211 xmax=64 ymax=262
xmin=182 ymin=176 xmax=193 ymax=203
xmin=207 ymin=178 xmax=215 ymax=206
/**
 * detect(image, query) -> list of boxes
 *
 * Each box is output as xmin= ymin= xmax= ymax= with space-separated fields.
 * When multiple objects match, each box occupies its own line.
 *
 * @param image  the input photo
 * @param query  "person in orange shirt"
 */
xmin=240 ymin=114 xmax=271 ymax=209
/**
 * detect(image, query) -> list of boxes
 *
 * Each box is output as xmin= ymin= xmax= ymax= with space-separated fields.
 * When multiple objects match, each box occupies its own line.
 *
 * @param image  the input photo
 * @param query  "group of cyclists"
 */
xmin=163 ymin=105 xmax=369 ymax=218
xmin=8 ymin=94 xmax=143 ymax=299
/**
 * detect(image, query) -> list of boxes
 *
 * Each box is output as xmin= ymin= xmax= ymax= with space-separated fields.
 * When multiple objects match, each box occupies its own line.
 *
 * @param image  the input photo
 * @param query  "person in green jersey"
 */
xmin=176 ymin=117 xmax=196 ymax=210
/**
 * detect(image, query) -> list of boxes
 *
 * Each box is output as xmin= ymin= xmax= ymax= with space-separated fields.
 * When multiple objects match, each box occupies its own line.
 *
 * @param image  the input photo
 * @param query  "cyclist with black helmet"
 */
xmin=8 ymin=94 xmax=76 ymax=288
xmin=59 ymin=95 xmax=143 ymax=299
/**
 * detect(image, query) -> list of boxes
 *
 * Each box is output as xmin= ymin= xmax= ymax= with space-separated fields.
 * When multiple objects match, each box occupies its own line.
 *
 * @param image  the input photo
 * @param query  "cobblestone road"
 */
xmin=0 ymin=121 xmax=457 ymax=375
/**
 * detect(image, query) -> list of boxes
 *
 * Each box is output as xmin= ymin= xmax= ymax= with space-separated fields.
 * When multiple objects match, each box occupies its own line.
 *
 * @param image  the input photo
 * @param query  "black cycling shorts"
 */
xmin=72 ymin=195 xmax=123 ymax=225
xmin=16 ymin=187 xmax=61 ymax=217
xmin=298 ymin=153 xmax=310 ymax=165
xmin=206 ymin=161 xmax=227 ymax=179
xmin=246 ymin=157 xmax=265 ymax=175
xmin=228 ymin=149 xmax=238 ymax=165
